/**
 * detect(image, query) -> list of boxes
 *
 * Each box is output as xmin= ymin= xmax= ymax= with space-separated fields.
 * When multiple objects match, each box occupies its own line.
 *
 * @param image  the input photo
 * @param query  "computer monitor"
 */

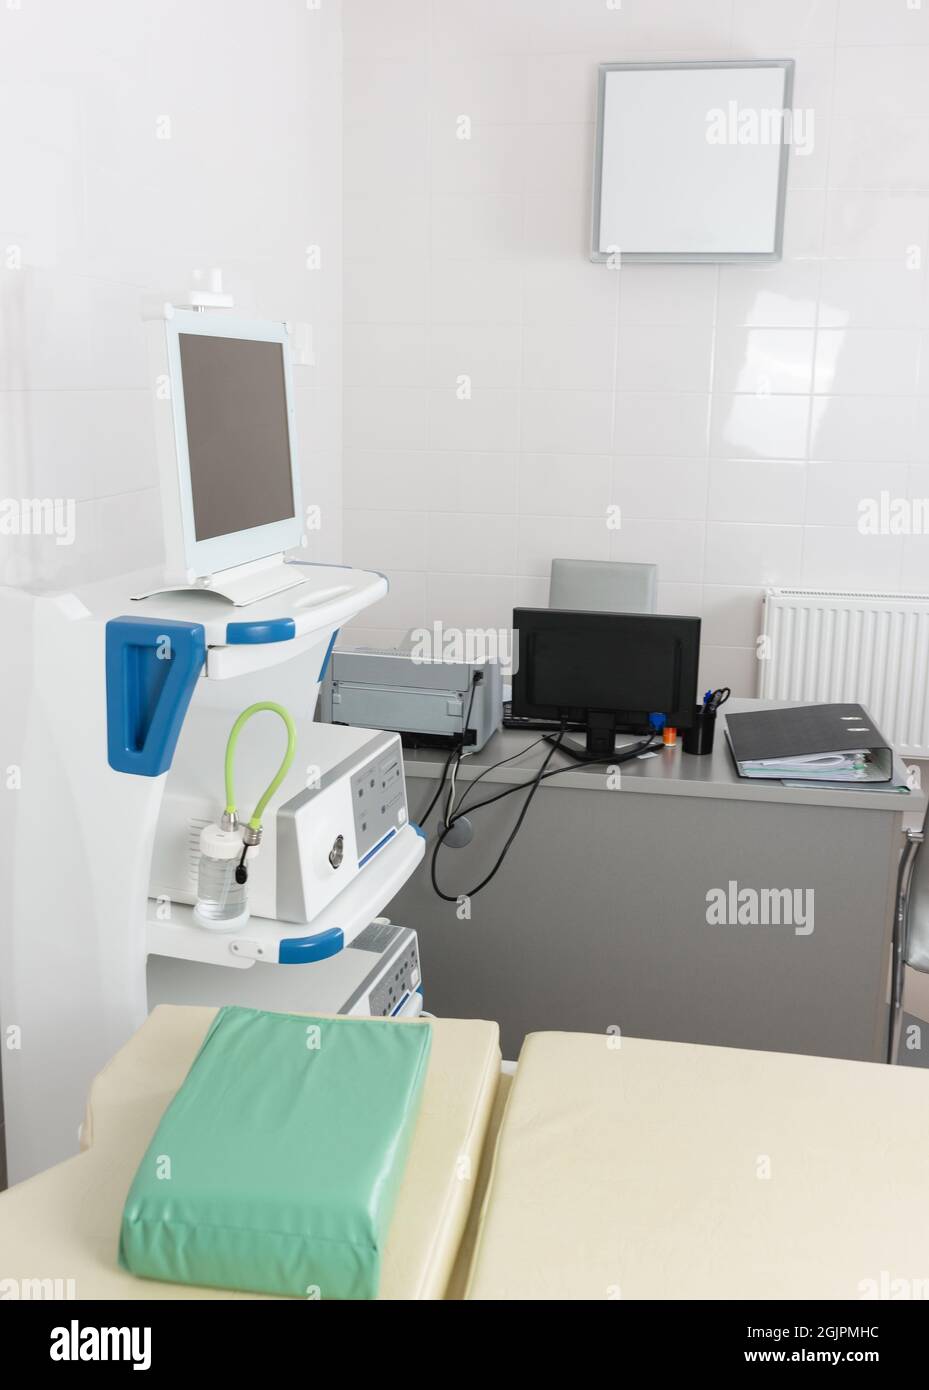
xmin=511 ymin=607 xmax=701 ymax=760
xmin=154 ymin=310 xmax=303 ymax=588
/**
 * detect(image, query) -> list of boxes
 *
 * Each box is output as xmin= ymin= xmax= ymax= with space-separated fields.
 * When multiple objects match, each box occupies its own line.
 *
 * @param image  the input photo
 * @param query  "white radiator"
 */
xmin=759 ymin=588 xmax=929 ymax=758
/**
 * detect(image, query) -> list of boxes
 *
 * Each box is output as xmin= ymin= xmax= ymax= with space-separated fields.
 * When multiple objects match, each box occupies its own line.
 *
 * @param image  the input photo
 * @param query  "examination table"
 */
xmin=3 ymin=1007 xmax=929 ymax=1300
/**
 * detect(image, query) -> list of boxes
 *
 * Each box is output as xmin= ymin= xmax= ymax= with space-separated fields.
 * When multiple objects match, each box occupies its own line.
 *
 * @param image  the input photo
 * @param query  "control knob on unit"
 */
xmin=328 ymin=834 xmax=344 ymax=869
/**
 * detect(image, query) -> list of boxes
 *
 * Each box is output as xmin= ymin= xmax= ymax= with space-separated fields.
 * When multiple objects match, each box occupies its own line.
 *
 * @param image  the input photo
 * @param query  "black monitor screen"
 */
xmin=179 ymin=333 xmax=295 ymax=542
xmin=512 ymin=608 xmax=701 ymax=731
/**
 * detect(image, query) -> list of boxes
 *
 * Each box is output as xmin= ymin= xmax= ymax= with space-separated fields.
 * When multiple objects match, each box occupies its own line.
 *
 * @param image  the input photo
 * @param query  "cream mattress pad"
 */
xmin=466 ymin=1031 xmax=929 ymax=1300
xmin=0 ymin=1005 xmax=501 ymax=1301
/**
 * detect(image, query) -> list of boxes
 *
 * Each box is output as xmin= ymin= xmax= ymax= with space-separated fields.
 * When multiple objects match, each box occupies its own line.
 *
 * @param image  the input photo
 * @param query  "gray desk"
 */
xmin=391 ymin=700 xmax=926 ymax=1061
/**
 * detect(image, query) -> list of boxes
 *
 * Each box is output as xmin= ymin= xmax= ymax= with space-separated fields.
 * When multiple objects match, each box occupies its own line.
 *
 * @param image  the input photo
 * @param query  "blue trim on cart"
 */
xmin=225 ymin=617 xmax=296 ymax=645
xmin=105 ymin=616 xmax=206 ymax=777
xmin=358 ymin=826 xmax=397 ymax=868
xmin=277 ymin=926 xmax=345 ymax=965
xmin=410 ymin=821 xmax=426 ymax=840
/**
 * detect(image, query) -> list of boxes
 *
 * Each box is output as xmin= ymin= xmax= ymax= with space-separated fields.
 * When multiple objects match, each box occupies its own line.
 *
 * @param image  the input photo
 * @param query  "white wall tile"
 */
xmin=428 ymin=52 xmax=529 ymax=125
xmin=343 ymin=507 xmax=428 ymax=572
xmin=713 ymin=328 xmax=815 ymax=395
xmin=425 ymin=571 xmax=518 ymax=631
xmin=428 ymin=388 xmax=521 ymax=451
xmin=824 ymin=191 xmax=929 ymax=261
xmin=717 ymin=262 xmax=821 ymax=327
xmin=701 ymin=585 xmax=765 ymax=649
xmin=425 ymin=512 xmax=517 ymax=574
xmin=345 ymin=259 xmax=428 ymax=324
xmin=656 ymin=582 xmax=703 ymax=619
xmin=782 ymin=187 xmax=827 ymax=261
xmin=708 ymin=459 xmax=807 ymax=524
xmin=613 ymin=456 xmax=709 ymax=521
xmin=429 ymin=124 xmax=525 ymax=197
xmin=710 ymin=394 xmax=811 ymax=459
xmin=428 ymin=452 xmax=520 ymax=513
xmin=704 ymin=522 xmax=804 ymax=586
xmin=351 ymin=569 xmax=427 ymax=633
xmin=731 ymin=0 xmax=838 ymax=48
xmin=431 ymin=194 xmax=525 ymax=260
xmin=343 ymin=121 xmax=428 ymax=197
xmin=523 ymin=319 xmax=615 ymax=391
xmin=526 ymin=51 xmax=602 ymax=123
xmin=801 ymin=525 xmax=904 ymax=589
xmin=698 ymin=645 xmax=759 ymax=699
xmin=522 ymin=258 xmax=619 ymax=328
xmin=610 ymin=518 xmax=705 ymax=585
xmin=813 ymin=329 xmax=921 ymax=396
xmin=521 ymin=388 xmax=613 ymax=453
xmin=617 ymin=323 xmax=713 ymax=393
xmin=431 ymin=260 xmax=524 ymax=324
xmin=837 ymin=0 xmax=929 ymax=46
xmin=518 ymin=453 xmax=611 ymax=517
xmin=901 ymin=535 xmax=929 ymax=590
xmin=805 ymin=459 xmax=910 ymax=528
xmin=818 ymin=261 xmax=927 ymax=329
xmin=809 ymin=395 xmax=922 ymax=462
xmin=615 ymin=393 xmax=710 ymax=456
xmin=344 ymin=194 xmax=429 ymax=261
xmin=517 ymin=515 xmax=609 ymax=577
xmin=618 ymin=265 xmax=718 ymax=326
xmin=529 ymin=0 xmax=733 ymax=54
xmin=428 ymin=324 xmax=523 ymax=390
xmin=344 ymin=387 xmax=428 ymax=451
xmin=343 ymin=324 xmax=428 ymax=387
xmin=523 ymin=123 xmax=593 ymax=202
xmin=344 ymin=449 xmax=518 ymax=513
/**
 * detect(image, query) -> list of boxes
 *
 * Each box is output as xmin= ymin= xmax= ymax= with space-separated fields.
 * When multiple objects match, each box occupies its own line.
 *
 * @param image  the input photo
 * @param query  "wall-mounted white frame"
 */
xmin=591 ymin=59 xmax=794 ymax=265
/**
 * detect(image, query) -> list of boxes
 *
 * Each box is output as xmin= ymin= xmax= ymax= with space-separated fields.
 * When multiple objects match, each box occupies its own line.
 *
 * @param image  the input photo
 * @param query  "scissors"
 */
xmin=703 ymin=687 xmax=731 ymax=714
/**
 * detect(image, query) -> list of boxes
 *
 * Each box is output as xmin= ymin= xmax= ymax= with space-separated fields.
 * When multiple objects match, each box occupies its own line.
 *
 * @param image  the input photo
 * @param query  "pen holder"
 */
xmin=682 ymin=705 xmax=716 ymax=756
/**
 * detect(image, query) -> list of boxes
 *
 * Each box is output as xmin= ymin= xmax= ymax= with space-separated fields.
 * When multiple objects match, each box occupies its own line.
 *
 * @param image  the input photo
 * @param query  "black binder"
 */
xmin=725 ymin=703 xmax=893 ymax=782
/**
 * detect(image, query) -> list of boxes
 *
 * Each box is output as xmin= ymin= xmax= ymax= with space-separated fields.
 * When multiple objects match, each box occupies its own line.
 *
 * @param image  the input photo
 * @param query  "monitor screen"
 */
xmin=530 ymin=627 xmax=681 ymax=712
xmin=512 ymin=608 xmax=701 ymax=731
xmin=178 ymin=333 xmax=296 ymax=542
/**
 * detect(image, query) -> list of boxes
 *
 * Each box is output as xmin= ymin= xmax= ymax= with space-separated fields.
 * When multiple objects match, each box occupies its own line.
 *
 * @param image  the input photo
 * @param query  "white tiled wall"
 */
xmin=0 ymin=0 xmax=344 ymax=591
xmin=342 ymin=0 xmax=929 ymax=693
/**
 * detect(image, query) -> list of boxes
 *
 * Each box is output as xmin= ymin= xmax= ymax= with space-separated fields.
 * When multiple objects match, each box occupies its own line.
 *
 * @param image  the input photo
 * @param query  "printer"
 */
xmin=320 ymin=648 xmax=502 ymax=753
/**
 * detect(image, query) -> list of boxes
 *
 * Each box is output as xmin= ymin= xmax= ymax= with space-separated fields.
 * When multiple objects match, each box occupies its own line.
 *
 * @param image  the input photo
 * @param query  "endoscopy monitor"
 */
xmin=158 ymin=311 xmax=303 ymax=582
xmin=511 ymin=607 xmax=701 ymax=759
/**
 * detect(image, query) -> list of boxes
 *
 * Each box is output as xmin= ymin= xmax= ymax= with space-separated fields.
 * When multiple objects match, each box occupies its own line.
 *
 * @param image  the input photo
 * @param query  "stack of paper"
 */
xmin=725 ymin=703 xmax=894 ymax=786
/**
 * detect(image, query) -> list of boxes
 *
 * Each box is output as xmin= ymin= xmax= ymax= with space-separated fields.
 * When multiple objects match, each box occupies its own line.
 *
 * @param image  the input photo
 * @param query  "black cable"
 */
xmin=431 ymin=730 xmax=564 ymax=901
xmin=416 ymin=672 xmax=480 ymax=827
xmin=417 ymin=743 xmax=459 ymax=827
xmin=449 ymin=732 xmax=549 ymax=819
xmin=430 ymin=729 xmax=659 ymax=901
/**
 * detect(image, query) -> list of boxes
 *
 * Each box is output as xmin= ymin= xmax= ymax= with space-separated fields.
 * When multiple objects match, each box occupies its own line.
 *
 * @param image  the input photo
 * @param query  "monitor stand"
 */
xmin=132 ymin=554 xmax=311 ymax=607
xmin=547 ymin=710 xmax=618 ymax=763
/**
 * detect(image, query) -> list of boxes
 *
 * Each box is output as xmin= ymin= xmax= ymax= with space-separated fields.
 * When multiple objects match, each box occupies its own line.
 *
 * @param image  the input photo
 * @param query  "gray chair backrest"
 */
xmin=906 ymin=822 xmax=929 ymax=973
xmin=549 ymin=558 xmax=658 ymax=615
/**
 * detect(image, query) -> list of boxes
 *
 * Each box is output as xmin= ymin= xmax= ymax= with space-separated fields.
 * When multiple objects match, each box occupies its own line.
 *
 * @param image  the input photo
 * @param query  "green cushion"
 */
xmin=119 ymin=1006 xmax=432 ymax=1299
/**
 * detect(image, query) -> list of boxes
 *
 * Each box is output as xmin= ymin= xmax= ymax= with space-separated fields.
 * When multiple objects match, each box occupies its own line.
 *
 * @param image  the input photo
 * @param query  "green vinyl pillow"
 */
xmin=119 ymin=1006 xmax=432 ymax=1299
